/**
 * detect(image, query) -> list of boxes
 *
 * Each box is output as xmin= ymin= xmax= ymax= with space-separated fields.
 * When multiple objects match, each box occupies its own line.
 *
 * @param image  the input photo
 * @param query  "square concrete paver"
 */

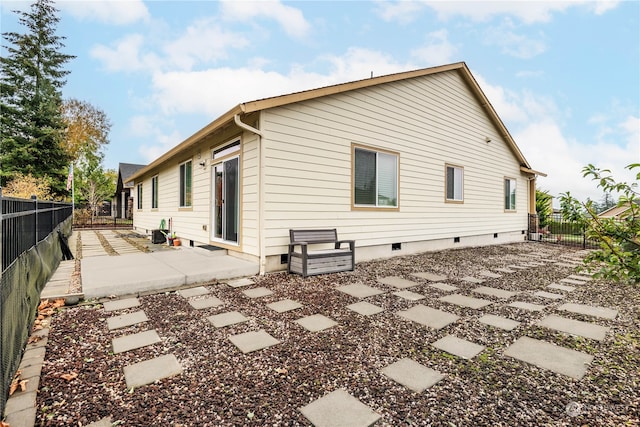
xmin=440 ymin=294 xmax=492 ymax=309
xmin=560 ymin=278 xmax=586 ymax=285
xmin=337 ymin=283 xmax=384 ymax=298
xmin=178 ymin=286 xmax=209 ymax=298
xmin=112 ymin=330 xmax=161 ymax=354
xmin=472 ymin=286 xmax=517 ymax=299
xmin=228 ymin=330 xmax=280 ymax=354
xmin=479 ymin=271 xmax=502 ymax=279
xmin=558 ymin=303 xmax=618 ymax=320
xmin=226 ymin=278 xmax=254 ymax=288
xmin=300 ymin=389 xmax=380 ymax=427
xmin=411 ymin=272 xmax=447 ymax=281
xmin=429 ymin=282 xmax=458 ymax=292
xmin=208 ymin=311 xmax=248 ymax=328
xmin=393 ymin=290 xmax=425 ymax=301
xmin=242 ymin=287 xmax=274 ymax=298
xmin=537 ymin=315 xmax=609 ymax=341
xmin=123 ymin=354 xmax=182 ymax=388
xmin=377 ymin=276 xmax=420 ymax=289
xmin=508 ymin=301 xmax=546 ymax=312
xmin=267 ymin=299 xmax=303 ymax=313
xmin=478 ymin=314 xmax=521 ymax=331
xmin=508 ymin=265 xmax=529 ymax=270
xmin=382 ymin=358 xmax=444 ymax=392
xmin=296 ymin=314 xmax=338 ymax=332
xmin=397 ymin=305 xmax=459 ymax=330
xmin=461 ymin=276 xmax=485 ymax=284
xmin=432 ymin=335 xmax=485 ymax=359
xmin=103 ymin=297 xmax=140 ymax=312
xmin=347 ymin=301 xmax=384 ymax=316
xmin=534 ymin=291 xmax=564 ymax=300
xmin=556 ymin=262 xmax=579 ymax=268
xmin=107 ymin=310 xmax=148 ymax=330
xmin=548 ymin=283 xmax=575 ymax=292
xmin=495 ymin=268 xmax=515 ymax=273
xmin=568 ymin=274 xmax=592 ymax=281
xmin=188 ymin=296 xmax=224 ymax=310
xmin=504 ymin=336 xmax=594 ymax=380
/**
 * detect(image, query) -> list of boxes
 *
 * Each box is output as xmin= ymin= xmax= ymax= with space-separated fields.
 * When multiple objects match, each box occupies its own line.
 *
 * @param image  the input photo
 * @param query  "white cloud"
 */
xmin=592 ymin=0 xmax=621 ymax=15
xmin=483 ymin=19 xmax=547 ymax=59
xmin=90 ymin=34 xmax=162 ymax=72
xmin=410 ymin=29 xmax=458 ymax=66
xmin=375 ymin=0 xmax=425 ymax=24
xmin=60 ymin=0 xmax=150 ymax=25
xmin=129 ymin=115 xmax=183 ymax=162
xmin=220 ymin=0 xmax=311 ymax=38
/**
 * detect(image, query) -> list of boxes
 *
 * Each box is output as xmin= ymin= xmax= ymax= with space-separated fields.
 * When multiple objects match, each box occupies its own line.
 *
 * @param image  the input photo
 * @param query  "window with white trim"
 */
xmin=151 ymin=175 xmax=159 ymax=209
xmin=353 ymin=145 xmax=398 ymax=208
xmin=445 ymin=165 xmax=464 ymax=202
xmin=179 ymin=160 xmax=192 ymax=207
xmin=136 ymin=183 xmax=142 ymax=209
xmin=504 ymin=178 xmax=516 ymax=210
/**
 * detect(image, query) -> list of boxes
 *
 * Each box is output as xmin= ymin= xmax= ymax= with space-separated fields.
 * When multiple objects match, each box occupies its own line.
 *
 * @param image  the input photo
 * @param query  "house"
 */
xmin=598 ymin=202 xmax=636 ymax=220
xmin=113 ymin=162 xmax=146 ymax=219
xmin=127 ymin=62 xmax=546 ymax=274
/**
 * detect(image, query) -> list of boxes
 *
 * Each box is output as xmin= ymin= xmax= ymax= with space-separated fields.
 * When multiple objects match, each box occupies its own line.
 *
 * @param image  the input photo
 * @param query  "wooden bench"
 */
xmin=288 ymin=229 xmax=355 ymax=277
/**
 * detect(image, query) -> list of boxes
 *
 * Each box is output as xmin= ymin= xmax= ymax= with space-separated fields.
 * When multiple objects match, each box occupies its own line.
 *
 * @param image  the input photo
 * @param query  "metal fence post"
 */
xmin=31 ymin=195 xmax=37 ymax=246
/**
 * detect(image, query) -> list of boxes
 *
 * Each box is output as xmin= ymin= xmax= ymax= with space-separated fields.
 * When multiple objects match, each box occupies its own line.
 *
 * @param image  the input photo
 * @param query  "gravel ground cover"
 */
xmin=35 ymin=242 xmax=639 ymax=426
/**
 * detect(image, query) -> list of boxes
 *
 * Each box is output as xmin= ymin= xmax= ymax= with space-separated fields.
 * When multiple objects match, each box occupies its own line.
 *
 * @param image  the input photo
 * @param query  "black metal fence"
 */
xmin=73 ymin=203 xmax=133 ymax=229
xmin=528 ymin=213 xmax=599 ymax=249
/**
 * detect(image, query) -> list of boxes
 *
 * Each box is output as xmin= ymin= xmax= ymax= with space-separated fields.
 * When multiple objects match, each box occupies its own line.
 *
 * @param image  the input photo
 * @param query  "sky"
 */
xmin=1 ymin=0 xmax=639 ymax=205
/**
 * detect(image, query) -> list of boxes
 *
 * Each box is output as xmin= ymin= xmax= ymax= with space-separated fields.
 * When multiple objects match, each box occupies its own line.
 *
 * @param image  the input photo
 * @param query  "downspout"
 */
xmin=234 ymin=114 xmax=266 ymax=275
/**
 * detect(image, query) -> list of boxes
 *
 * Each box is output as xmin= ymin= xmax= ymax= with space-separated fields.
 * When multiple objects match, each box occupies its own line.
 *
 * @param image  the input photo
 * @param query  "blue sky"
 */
xmin=2 ymin=0 xmax=638 ymax=204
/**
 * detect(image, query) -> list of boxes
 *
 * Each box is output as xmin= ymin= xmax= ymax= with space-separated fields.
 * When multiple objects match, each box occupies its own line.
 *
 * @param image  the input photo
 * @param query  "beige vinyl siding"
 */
xmin=260 ymin=69 xmax=528 ymax=256
xmin=240 ymin=133 xmax=260 ymax=256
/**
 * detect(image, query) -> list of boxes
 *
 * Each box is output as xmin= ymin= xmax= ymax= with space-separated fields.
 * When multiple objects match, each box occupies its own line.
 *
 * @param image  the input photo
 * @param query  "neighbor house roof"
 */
xmin=116 ymin=162 xmax=146 ymax=193
xmin=128 ymin=62 xmax=545 ymax=183
xmin=598 ymin=202 xmax=635 ymax=219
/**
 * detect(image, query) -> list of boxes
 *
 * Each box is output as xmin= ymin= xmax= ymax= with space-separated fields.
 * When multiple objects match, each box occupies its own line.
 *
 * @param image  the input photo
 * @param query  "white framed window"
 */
xmin=136 ymin=183 xmax=142 ymax=209
xmin=179 ymin=160 xmax=192 ymax=207
xmin=353 ymin=144 xmax=398 ymax=208
xmin=151 ymin=175 xmax=159 ymax=209
xmin=504 ymin=177 xmax=516 ymax=210
xmin=445 ymin=164 xmax=464 ymax=202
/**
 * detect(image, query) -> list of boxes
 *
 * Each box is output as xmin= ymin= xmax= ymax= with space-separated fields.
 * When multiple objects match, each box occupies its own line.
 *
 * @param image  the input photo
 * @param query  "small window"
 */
xmin=504 ymin=178 xmax=516 ymax=210
xmin=136 ymin=183 xmax=143 ymax=209
xmin=353 ymin=145 xmax=398 ymax=208
xmin=151 ymin=175 xmax=159 ymax=209
xmin=445 ymin=165 xmax=463 ymax=202
xmin=179 ymin=160 xmax=192 ymax=207
xmin=213 ymin=141 xmax=240 ymax=159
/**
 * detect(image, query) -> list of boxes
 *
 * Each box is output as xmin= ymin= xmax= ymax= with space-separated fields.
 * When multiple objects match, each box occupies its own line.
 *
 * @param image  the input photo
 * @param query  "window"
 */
xmin=151 ymin=175 xmax=159 ymax=209
xmin=136 ymin=183 xmax=143 ymax=209
xmin=353 ymin=145 xmax=398 ymax=208
xmin=504 ymin=178 xmax=516 ymax=210
xmin=179 ymin=160 xmax=192 ymax=207
xmin=445 ymin=165 xmax=463 ymax=202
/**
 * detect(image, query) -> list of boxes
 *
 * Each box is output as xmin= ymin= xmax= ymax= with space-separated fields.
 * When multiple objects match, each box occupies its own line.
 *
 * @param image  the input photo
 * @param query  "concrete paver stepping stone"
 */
xmin=472 ymin=286 xmax=517 ymax=299
xmin=508 ymin=301 xmax=546 ymax=312
xmin=337 ymin=283 xmax=384 ymax=298
xmin=534 ymin=291 xmax=564 ymax=300
xmin=548 ymin=283 xmax=575 ymax=292
xmin=558 ymin=303 xmax=618 ymax=320
xmin=300 ymin=389 xmax=380 ymax=427
xmin=178 ymin=286 xmax=209 ymax=298
xmin=508 ymin=265 xmax=528 ymax=270
xmin=86 ymin=416 xmax=113 ymax=427
xmin=556 ymin=262 xmax=579 ymax=268
xmin=112 ymin=330 xmax=161 ymax=354
xmin=296 ymin=314 xmax=338 ymax=332
xmin=347 ymin=301 xmax=384 ymax=316
xmin=123 ymin=354 xmax=182 ymax=388
xmin=228 ymin=330 xmax=280 ymax=353
xmin=411 ymin=272 xmax=447 ymax=281
xmin=439 ymin=294 xmax=492 ymax=309
xmin=397 ymin=305 xmax=459 ymax=330
xmin=495 ymin=268 xmax=515 ymax=273
xmin=226 ymin=277 xmax=254 ymax=288
xmin=378 ymin=276 xmax=420 ymax=289
xmin=107 ymin=310 xmax=149 ymax=330
xmin=103 ymin=297 xmax=140 ymax=312
xmin=461 ymin=276 xmax=484 ymax=284
xmin=568 ymin=274 xmax=592 ymax=281
xmin=479 ymin=271 xmax=502 ymax=279
xmin=477 ymin=314 xmax=521 ymax=331
xmin=560 ymin=278 xmax=586 ymax=285
xmin=537 ymin=315 xmax=609 ymax=341
xmin=208 ymin=311 xmax=248 ymax=328
xmin=429 ymin=282 xmax=458 ymax=292
xmin=267 ymin=299 xmax=303 ymax=313
xmin=382 ymin=358 xmax=444 ymax=392
xmin=432 ymin=335 xmax=485 ymax=359
xmin=188 ymin=296 xmax=224 ymax=310
xmin=242 ymin=287 xmax=274 ymax=298
xmin=393 ymin=290 xmax=425 ymax=301
xmin=504 ymin=336 xmax=593 ymax=380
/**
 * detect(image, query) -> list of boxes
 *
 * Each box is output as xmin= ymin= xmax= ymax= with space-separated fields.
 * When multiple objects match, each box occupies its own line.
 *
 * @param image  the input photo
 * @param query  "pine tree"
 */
xmin=0 ymin=0 xmax=75 ymax=198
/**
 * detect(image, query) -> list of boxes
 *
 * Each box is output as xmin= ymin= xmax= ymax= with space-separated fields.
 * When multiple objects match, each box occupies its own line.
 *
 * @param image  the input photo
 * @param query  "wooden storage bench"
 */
xmin=287 ymin=229 xmax=355 ymax=277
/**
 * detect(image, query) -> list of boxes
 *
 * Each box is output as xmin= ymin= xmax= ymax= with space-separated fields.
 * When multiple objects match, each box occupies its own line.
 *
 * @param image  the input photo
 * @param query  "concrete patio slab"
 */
xmin=188 ymin=296 xmax=224 ymax=310
xmin=208 ymin=311 xmax=248 ymax=328
xmin=103 ymin=297 xmax=140 ymax=312
xmin=537 ymin=315 xmax=609 ymax=341
xmin=478 ymin=314 xmax=521 ymax=331
xmin=107 ymin=310 xmax=149 ymax=330
xmin=267 ymin=299 xmax=303 ymax=313
xmin=242 ymin=287 xmax=274 ymax=298
xmin=112 ymin=329 xmax=161 ymax=354
xmin=300 ymin=389 xmax=380 ymax=427
xmin=432 ymin=335 xmax=485 ymax=359
xmin=178 ymin=286 xmax=209 ymax=298
xmin=397 ymin=305 xmax=459 ymax=330
xmin=382 ymin=358 xmax=444 ymax=392
xmin=479 ymin=271 xmax=502 ymax=279
xmin=495 ymin=268 xmax=515 ymax=273
xmin=429 ymin=282 xmax=458 ymax=292
xmin=534 ymin=291 xmax=564 ymax=300
xmin=411 ymin=272 xmax=447 ymax=281
xmin=226 ymin=278 xmax=254 ymax=288
xmin=472 ymin=286 xmax=517 ymax=299
xmin=377 ymin=276 xmax=420 ymax=289
xmin=347 ymin=301 xmax=384 ymax=316
xmin=296 ymin=314 xmax=338 ymax=332
xmin=439 ymin=294 xmax=492 ymax=309
xmin=504 ymin=336 xmax=593 ymax=380
xmin=123 ymin=354 xmax=182 ymax=388
xmin=228 ymin=330 xmax=280 ymax=354
xmin=548 ymin=283 xmax=576 ymax=292
xmin=393 ymin=290 xmax=425 ymax=301
xmin=558 ymin=303 xmax=618 ymax=320
xmin=461 ymin=276 xmax=484 ymax=284
xmin=508 ymin=301 xmax=546 ymax=312
xmin=560 ymin=278 xmax=586 ymax=285
xmin=337 ymin=283 xmax=385 ymax=298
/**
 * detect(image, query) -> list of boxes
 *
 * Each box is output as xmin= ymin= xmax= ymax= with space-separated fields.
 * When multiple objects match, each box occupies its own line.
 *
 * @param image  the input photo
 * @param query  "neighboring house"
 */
xmin=127 ymin=62 xmax=545 ymax=274
xmin=113 ymin=163 xmax=146 ymax=219
xmin=598 ymin=202 xmax=636 ymax=220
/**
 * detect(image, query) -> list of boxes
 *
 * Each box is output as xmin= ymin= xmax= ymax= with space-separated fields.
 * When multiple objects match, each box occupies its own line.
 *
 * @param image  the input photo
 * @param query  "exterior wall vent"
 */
xmin=494 ymin=233 xmax=498 ymax=238
xmin=392 ymin=243 xmax=402 ymax=251
xmin=280 ymin=254 xmax=288 ymax=264
xmin=454 ymin=237 xmax=460 ymax=243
